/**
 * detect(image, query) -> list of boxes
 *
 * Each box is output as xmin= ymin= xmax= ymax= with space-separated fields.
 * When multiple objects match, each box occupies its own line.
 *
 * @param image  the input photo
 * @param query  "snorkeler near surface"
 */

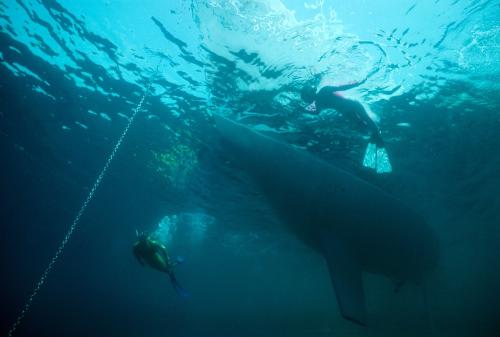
xmin=133 ymin=231 xmax=189 ymax=298
xmin=300 ymin=79 xmax=392 ymax=173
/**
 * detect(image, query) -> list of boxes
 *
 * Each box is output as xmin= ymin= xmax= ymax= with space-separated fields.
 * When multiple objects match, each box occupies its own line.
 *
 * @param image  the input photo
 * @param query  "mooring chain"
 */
xmin=7 ymin=69 xmax=157 ymax=337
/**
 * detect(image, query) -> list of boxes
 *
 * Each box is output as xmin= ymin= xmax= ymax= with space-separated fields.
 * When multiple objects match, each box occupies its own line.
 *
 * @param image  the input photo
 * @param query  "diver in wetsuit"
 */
xmin=300 ymin=80 xmax=391 ymax=173
xmin=133 ymin=232 xmax=189 ymax=297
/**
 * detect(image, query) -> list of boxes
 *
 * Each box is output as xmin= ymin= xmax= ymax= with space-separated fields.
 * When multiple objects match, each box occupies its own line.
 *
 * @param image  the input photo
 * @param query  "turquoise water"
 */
xmin=1 ymin=1 xmax=499 ymax=336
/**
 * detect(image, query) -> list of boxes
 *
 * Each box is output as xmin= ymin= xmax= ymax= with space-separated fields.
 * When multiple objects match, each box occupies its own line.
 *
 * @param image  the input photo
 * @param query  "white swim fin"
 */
xmin=362 ymin=142 xmax=392 ymax=174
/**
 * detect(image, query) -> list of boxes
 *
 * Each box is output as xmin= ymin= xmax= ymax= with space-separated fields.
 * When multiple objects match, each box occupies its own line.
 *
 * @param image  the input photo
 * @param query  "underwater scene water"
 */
xmin=1 ymin=0 xmax=499 ymax=336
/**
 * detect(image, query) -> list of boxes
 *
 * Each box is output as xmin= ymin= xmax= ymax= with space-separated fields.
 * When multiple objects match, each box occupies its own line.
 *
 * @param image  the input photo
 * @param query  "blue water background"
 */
xmin=1 ymin=1 xmax=499 ymax=336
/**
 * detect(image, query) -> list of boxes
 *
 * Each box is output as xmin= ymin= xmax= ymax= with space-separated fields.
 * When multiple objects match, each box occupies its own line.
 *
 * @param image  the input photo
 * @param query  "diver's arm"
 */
xmin=330 ymin=76 xmax=368 ymax=92
xmin=133 ymin=248 xmax=146 ymax=266
xmin=158 ymin=244 xmax=173 ymax=268
xmin=330 ymin=82 xmax=359 ymax=92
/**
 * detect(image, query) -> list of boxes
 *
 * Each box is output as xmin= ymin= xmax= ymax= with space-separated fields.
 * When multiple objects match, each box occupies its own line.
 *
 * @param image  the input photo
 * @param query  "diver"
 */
xmin=133 ymin=231 xmax=190 ymax=298
xmin=300 ymin=79 xmax=392 ymax=173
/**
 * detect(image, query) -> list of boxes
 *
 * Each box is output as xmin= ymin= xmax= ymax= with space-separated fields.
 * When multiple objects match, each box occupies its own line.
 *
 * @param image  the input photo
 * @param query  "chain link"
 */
xmin=7 ymin=78 xmax=154 ymax=337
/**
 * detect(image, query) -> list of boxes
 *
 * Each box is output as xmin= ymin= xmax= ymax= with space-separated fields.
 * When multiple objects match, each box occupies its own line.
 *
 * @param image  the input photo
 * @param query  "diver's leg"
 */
xmin=167 ymin=271 xmax=190 ymax=298
xmin=355 ymin=104 xmax=392 ymax=173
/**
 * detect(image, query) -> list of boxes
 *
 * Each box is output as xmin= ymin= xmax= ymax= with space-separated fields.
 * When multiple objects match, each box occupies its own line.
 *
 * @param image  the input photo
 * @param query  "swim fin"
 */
xmin=362 ymin=142 xmax=377 ymax=170
xmin=362 ymin=135 xmax=392 ymax=174
xmin=168 ymin=271 xmax=190 ymax=298
xmin=375 ymin=146 xmax=392 ymax=173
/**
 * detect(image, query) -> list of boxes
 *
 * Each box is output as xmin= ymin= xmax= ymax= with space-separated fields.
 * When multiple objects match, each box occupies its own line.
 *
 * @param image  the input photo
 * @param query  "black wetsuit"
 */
xmin=133 ymin=238 xmax=189 ymax=297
